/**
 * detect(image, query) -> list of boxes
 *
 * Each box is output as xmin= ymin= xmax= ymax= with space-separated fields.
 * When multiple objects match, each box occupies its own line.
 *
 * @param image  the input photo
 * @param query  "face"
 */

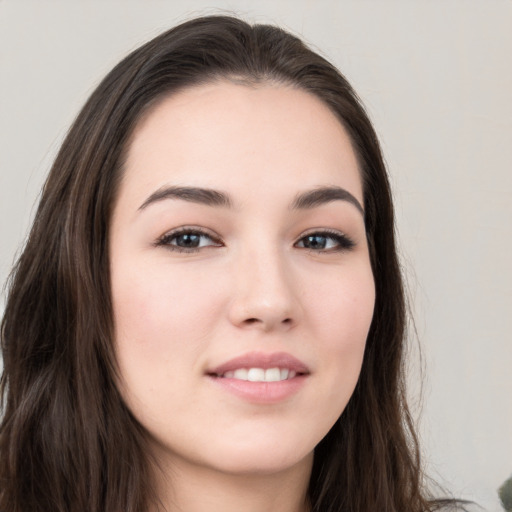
xmin=110 ymin=81 xmax=375 ymax=478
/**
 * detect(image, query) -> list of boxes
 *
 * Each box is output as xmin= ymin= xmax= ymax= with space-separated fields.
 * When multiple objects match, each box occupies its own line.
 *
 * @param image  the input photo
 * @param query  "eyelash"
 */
xmin=155 ymin=227 xmax=355 ymax=254
xmin=155 ymin=227 xmax=222 ymax=253
xmin=295 ymin=229 xmax=355 ymax=253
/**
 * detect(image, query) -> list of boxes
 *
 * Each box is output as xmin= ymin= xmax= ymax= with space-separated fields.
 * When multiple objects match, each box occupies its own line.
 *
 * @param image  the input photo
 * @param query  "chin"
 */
xmin=210 ymin=449 xmax=313 ymax=477
xmin=194 ymin=434 xmax=316 ymax=476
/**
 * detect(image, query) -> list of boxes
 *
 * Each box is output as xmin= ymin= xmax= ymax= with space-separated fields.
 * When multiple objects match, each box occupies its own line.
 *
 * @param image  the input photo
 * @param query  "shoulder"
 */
xmin=431 ymin=501 xmax=485 ymax=512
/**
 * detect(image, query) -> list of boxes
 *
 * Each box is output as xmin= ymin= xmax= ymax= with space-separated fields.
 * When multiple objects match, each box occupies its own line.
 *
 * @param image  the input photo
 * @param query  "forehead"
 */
xmin=121 ymin=81 xmax=363 ymax=208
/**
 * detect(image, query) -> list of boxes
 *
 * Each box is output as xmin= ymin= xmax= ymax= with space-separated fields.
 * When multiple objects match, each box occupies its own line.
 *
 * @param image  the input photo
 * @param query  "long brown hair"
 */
xmin=1 ymin=15 xmax=459 ymax=512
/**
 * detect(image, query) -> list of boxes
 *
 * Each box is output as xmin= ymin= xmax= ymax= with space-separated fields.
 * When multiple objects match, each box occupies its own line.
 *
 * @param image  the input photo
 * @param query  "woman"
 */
xmin=0 ymin=15 xmax=465 ymax=512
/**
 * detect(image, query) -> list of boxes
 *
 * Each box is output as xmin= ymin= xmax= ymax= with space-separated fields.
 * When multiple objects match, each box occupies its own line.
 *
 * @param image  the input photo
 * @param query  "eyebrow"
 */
xmin=138 ymin=185 xmax=364 ymax=215
xmin=291 ymin=186 xmax=364 ymax=215
xmin=138 ymin=186 xmax=233 ymax=210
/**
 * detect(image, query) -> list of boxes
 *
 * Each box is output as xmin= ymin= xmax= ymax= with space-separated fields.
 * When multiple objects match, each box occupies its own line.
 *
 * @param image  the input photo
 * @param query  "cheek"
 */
xmin=110 ymin=261 xmax=228 ymax=410
xmin=112 ymin=261 xmax=225 ymax=350
xmin=110 ymin=261 xmax=226 ymax=418
xmin=311 ymin=262 xmax=375 ymax=342
xmin=310 ymin=266 xmax=375 ymax=403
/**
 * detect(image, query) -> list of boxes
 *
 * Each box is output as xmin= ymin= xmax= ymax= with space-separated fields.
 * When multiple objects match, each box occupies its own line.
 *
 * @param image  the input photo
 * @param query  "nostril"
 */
xmin=235 ymin=312 xmax=295 ymax=330
xmin=244 ymin=317 xmax=292 ymax=325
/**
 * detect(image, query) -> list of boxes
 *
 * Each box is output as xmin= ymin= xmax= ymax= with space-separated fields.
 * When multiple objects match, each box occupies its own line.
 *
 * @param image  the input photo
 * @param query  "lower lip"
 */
xmin=207 ymin=375 xmax=308 ymax=404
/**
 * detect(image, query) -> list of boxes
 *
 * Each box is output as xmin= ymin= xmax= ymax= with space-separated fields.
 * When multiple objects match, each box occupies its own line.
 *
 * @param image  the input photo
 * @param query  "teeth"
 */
xmin=221 ymin=367 xmax=298 ymax=382
xmin=265 ymin=368 xmax=281 ymax=382
xmin=233 ymin=368 xmax=248 ymax=380
xmin=247 ymin=368 xmax=265 ymax=382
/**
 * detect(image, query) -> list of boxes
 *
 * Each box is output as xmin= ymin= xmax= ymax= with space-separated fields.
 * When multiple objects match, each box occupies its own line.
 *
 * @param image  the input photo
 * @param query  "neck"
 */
xmin=150 ymin=451 xmax=313 ymax=512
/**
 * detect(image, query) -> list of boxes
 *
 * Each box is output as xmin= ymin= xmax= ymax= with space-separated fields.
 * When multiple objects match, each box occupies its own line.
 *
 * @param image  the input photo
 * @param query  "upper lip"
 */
xmin=208 ymin=351 xmax=310 ymax=376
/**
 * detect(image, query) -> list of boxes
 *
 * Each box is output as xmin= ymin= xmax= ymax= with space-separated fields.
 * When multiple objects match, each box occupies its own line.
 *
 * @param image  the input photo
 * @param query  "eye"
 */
xmin=295 ymin=230 xmax=355 ymax=252
xmin=155 ymin=227 xmax=222 ymax=253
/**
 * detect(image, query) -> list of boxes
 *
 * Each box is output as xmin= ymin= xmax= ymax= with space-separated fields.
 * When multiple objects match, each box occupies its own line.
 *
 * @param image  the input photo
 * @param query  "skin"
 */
xmin=110 ymin=81 xmax=375 ymax=512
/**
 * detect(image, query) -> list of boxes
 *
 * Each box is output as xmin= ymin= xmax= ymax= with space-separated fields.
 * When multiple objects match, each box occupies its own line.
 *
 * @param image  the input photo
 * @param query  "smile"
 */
xmin=207 ymin=352 xmax=309 ymax=403
xmin=207 ymin=351 xmax=309 ymax=379
xmin=217 ymin=368 xmax=297 ymax=382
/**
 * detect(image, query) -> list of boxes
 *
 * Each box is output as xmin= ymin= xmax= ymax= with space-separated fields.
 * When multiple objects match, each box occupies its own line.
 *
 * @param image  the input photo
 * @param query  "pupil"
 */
xmin=177 ymin=234 xmax=200 ymax=247
xmin=305 ymin=235 xmax=326 ymax=249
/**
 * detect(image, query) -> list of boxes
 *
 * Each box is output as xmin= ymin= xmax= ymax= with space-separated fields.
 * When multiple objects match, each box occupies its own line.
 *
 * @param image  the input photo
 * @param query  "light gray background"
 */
xmin=1 ymin=1 xmax=511 ymax=511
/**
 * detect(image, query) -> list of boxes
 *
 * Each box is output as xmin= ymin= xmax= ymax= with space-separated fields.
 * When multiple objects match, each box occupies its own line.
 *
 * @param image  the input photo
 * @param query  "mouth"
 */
xmin=209 ymin=367 xmax=302 ymax=382
xmin=206 ymin=352 xmax=309 ymax=403
xmin=207 ymin=351 xmax=309 ymax=379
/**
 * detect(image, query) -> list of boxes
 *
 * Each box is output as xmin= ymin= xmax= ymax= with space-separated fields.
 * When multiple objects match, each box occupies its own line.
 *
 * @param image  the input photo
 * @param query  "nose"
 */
xmin=227 ymin=246 xmax=299 ymax=332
